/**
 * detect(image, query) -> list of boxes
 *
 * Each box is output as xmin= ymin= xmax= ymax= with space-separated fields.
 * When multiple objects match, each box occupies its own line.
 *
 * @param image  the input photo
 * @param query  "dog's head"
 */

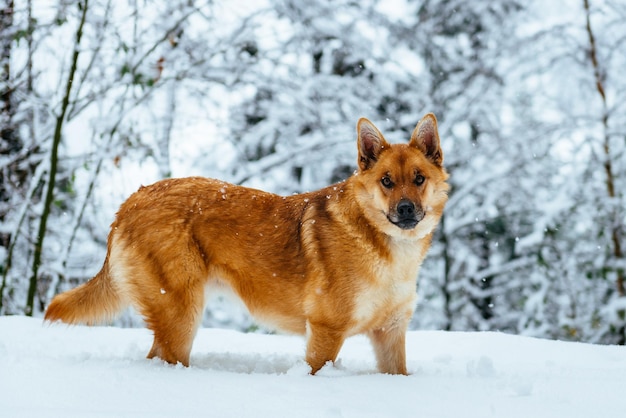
xmin=353 ymin=114 xmax=449 ymax=240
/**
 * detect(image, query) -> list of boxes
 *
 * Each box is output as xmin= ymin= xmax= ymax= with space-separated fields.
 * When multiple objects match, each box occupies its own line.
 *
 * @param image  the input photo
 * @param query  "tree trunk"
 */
xmin=583 ymin=0 xmax=625 ymax=343
xmin=440 ymin=214 xmax=453 ymax=331
xmin=25 ymin=0 xmax=89 ymax=316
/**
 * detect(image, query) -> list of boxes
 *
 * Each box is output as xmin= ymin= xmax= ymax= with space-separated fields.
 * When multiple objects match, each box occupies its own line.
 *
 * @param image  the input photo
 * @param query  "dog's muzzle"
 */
xmin=388 ymin=199 xmax=425 ymax=230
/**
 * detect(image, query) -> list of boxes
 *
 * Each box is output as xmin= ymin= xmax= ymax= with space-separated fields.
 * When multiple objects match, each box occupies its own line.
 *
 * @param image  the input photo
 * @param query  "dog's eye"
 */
xmin=415 ymin=175 xmax=426 ymax=186
xmin=381 ymin=176 xmax=394 ymax=189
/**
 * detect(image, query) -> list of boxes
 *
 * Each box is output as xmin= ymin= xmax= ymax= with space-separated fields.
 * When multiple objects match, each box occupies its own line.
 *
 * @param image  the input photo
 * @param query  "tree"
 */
xmin=1 ymin=0 xmax=41 ymax=313
xmin=500 ymin=0 xmax=626 ymax=343
xmin=582 ymin=0 xmax=625 ymax=342
xmin=0 ymin=0 xmax=19 ymax=304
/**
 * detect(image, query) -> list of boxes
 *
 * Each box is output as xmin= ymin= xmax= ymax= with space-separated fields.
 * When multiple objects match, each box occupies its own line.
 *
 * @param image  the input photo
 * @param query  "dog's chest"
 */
xmin=350 ymin=243 xmax=421 ymax=333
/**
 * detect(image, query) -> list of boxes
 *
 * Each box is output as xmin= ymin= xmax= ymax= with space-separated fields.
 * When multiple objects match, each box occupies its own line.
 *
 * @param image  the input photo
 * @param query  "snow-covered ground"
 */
xmin=1 ymin=316 xmax=625 ymax=417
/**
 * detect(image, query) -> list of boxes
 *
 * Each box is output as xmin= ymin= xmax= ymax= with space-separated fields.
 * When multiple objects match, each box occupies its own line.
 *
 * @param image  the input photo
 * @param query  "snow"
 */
xmin=1 ymin=317 xmax=625 ymax=417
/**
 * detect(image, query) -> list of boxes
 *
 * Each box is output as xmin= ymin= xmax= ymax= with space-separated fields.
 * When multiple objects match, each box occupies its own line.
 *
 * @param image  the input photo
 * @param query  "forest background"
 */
xmin=1 ymin=0 xmax=625 ymax=345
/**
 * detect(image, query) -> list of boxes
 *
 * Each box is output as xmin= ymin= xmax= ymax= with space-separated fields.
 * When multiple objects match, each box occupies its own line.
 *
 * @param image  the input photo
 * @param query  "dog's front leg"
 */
xmin=368 ymin=323 xmax=409 ymax=375
xmin=305 ymin=321 xmax=346 ymax=374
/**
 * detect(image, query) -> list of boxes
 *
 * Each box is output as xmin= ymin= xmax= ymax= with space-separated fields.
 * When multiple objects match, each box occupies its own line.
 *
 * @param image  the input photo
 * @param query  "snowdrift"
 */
xmin=1 ymin=316 xmax=625 ymax=417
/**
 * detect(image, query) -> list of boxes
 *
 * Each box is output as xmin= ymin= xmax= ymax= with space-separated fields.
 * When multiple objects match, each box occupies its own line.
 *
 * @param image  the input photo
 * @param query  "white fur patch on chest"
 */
xmin=350 ymin=243 xmax=422 ymax=334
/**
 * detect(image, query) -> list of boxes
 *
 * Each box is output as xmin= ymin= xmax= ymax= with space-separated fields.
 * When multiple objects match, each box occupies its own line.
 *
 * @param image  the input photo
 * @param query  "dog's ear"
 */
xmin=410 ymin=113 xmax=443 ymax=166
xmin=357 ymin=118 xmax=390 ymax=171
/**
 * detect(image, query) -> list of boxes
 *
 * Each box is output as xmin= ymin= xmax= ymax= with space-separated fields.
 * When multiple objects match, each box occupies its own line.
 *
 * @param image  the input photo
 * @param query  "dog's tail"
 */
xmin=45 ymin=258 xmax=125 ymax=325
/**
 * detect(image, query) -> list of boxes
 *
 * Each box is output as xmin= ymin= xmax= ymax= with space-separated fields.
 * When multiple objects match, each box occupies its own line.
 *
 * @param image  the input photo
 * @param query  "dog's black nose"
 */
xmin=390 ymin=199 xmax=424 ymax=230
xmin=397 ymin=200 xmax=415 ymax=219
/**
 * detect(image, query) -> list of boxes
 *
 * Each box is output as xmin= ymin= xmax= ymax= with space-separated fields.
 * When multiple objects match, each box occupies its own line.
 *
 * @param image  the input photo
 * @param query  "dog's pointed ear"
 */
xmin=410 ymin=113 xmax=443 ymax=166
xmin=357 ymin=118 xmax=389 ymax=171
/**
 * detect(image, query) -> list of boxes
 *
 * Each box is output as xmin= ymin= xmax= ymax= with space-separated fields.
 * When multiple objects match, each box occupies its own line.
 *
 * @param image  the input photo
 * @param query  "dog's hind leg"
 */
xmin=305 ymin=321 xmax=346 ymax=374
xmin=142 ymin=280 xmax=206 ymax=367
xmin=118 ymin=249 xmax=207 ymax=367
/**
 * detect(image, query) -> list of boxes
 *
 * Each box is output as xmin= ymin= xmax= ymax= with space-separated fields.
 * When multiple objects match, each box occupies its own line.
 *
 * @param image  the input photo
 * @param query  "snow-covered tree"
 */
xmin=514 ymin=0 xmax=626 ymax=343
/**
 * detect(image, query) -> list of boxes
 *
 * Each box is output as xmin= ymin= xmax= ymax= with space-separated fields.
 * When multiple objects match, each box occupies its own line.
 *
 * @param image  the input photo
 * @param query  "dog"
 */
xmin=45 ymin=114 xmax=449 ymax=375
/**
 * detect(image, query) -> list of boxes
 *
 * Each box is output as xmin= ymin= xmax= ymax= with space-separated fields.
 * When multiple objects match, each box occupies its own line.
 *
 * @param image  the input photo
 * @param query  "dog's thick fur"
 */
xmin=45 ymin=114 xmax=449 ymax=374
